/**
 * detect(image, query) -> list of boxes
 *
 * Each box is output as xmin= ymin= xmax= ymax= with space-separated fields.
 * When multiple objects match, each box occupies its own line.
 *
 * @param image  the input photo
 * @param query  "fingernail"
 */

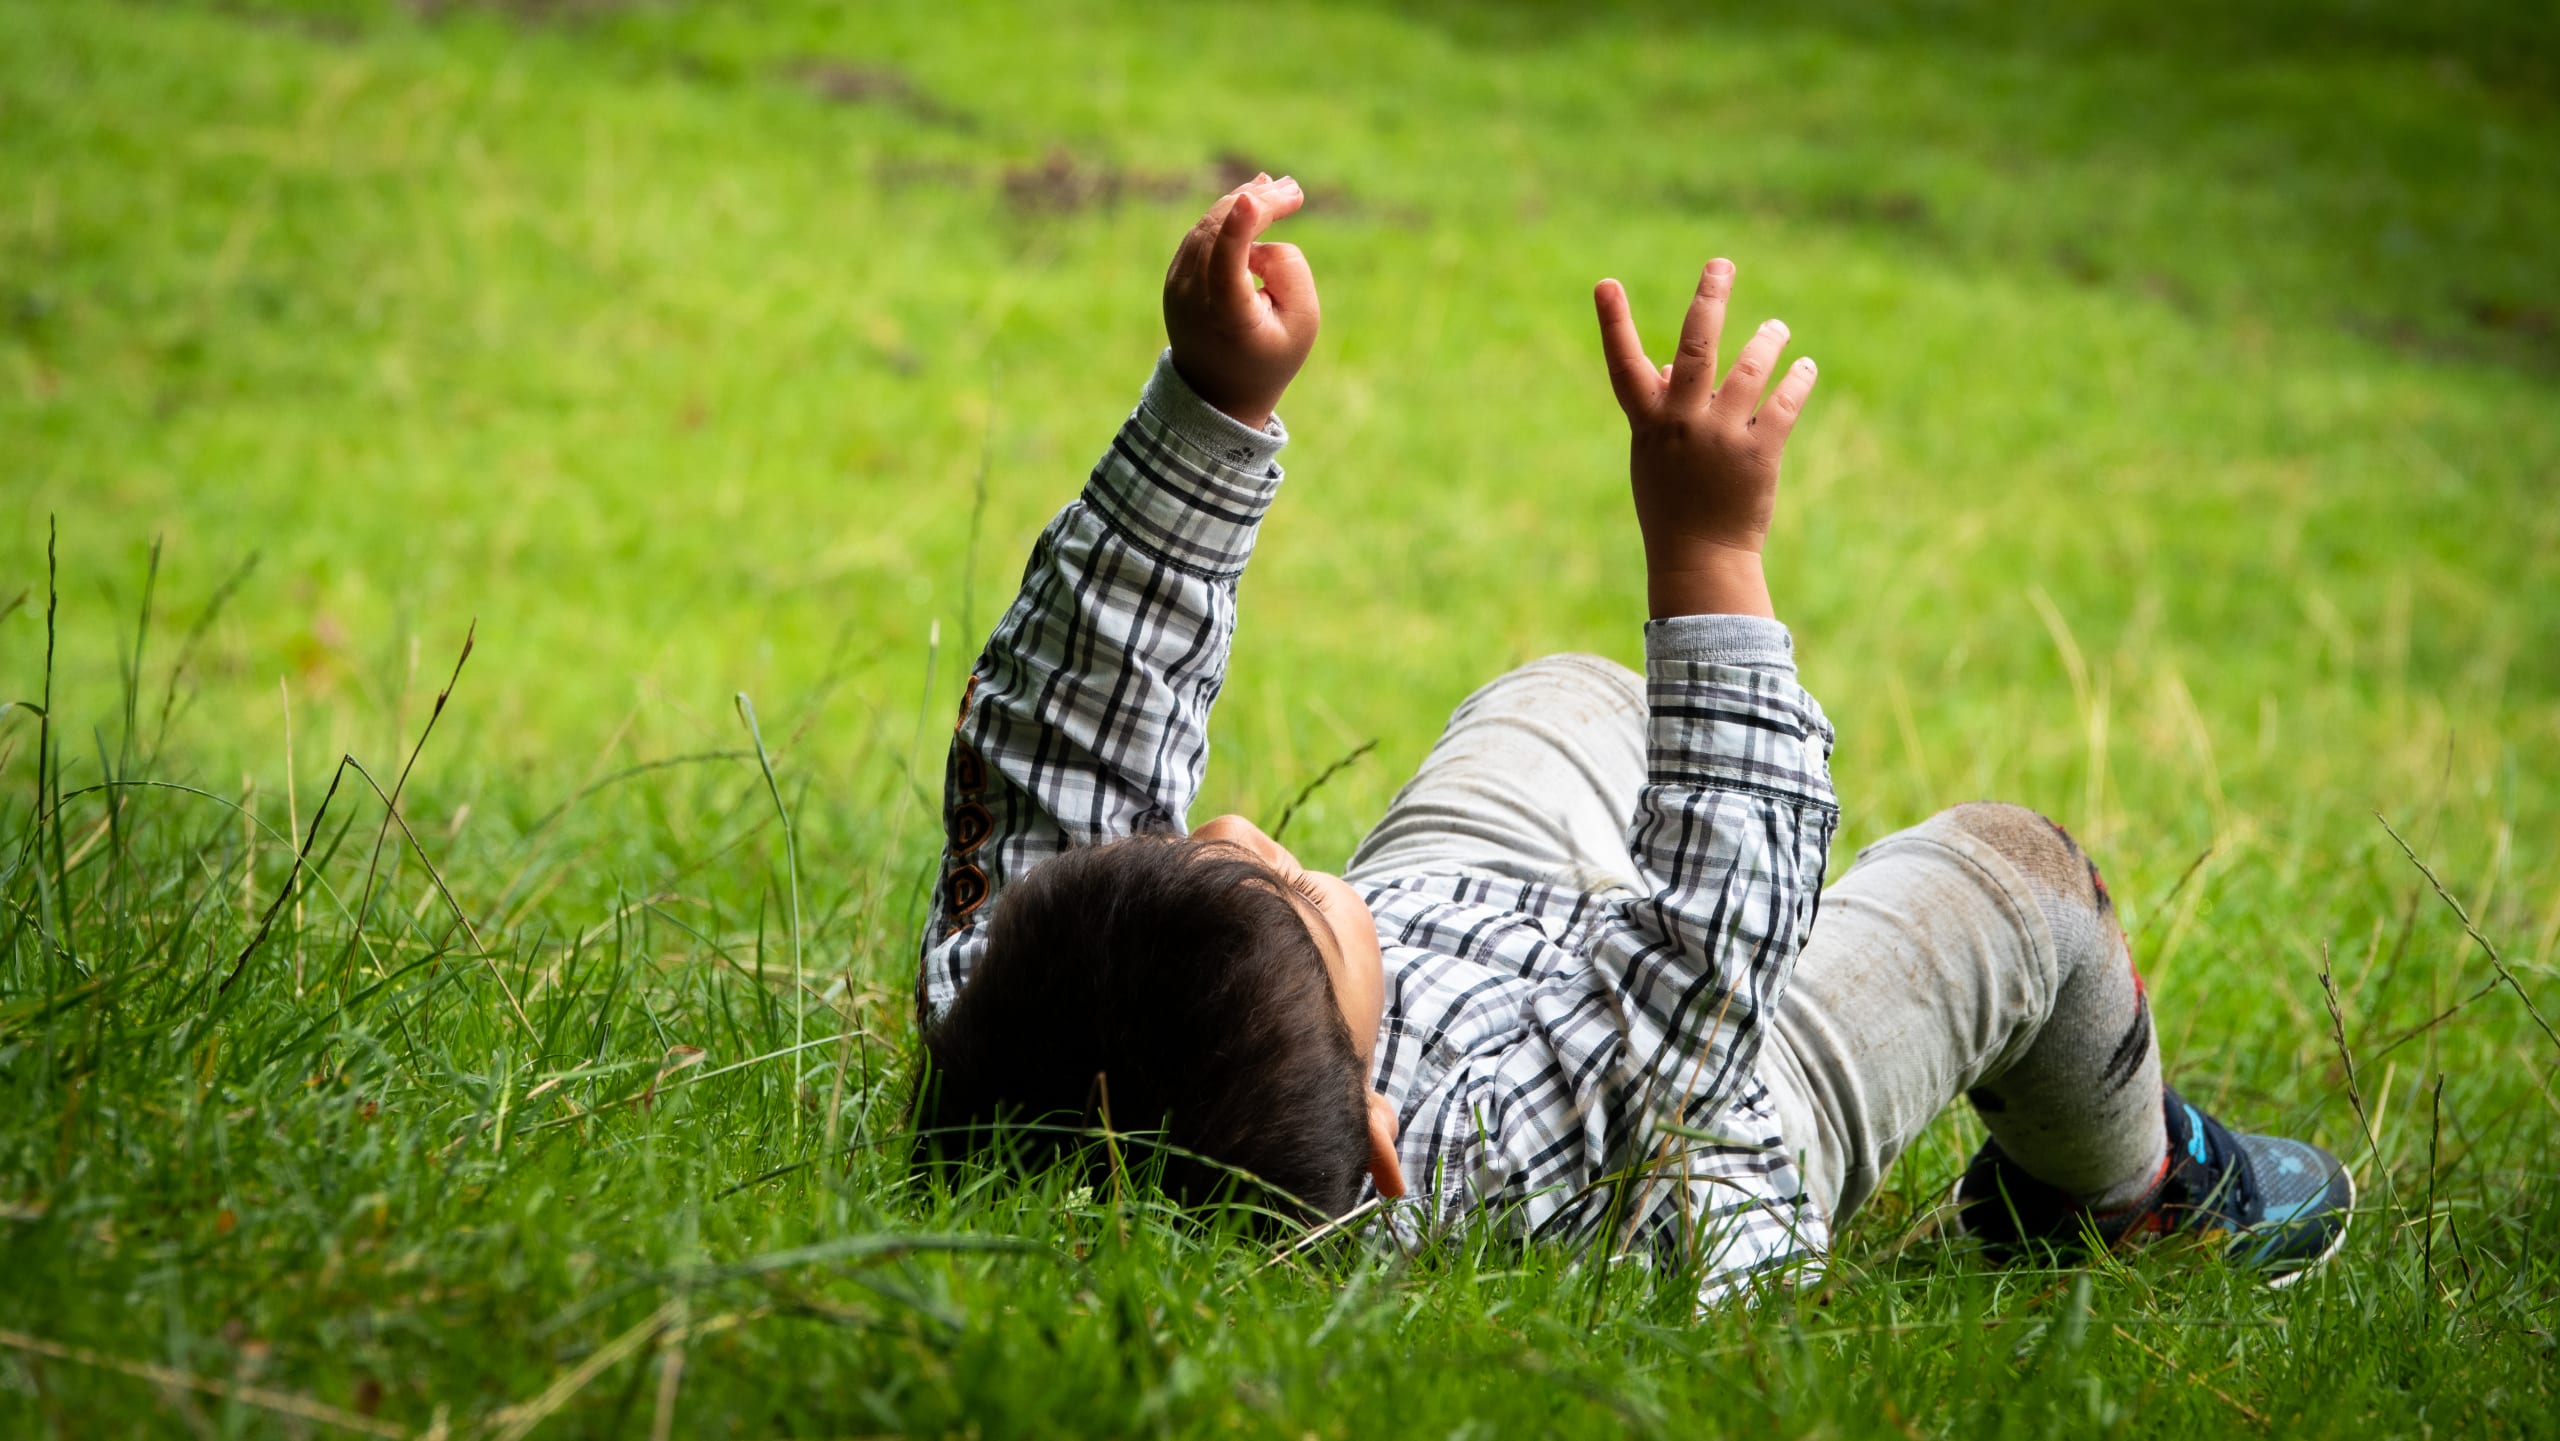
xmin=1799 ymin=357 xmax=1817 ymax=371
xmin=1765 ymin=319 xmax=1789 ymax=338
xmin=1707 ymin=258 xmax=1734 ymax=277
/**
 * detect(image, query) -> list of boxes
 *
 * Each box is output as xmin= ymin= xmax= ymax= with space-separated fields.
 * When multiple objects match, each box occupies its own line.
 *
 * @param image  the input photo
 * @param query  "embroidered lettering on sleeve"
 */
xmin=941 ymin=676 xmax=993 ymax=938
xmin=949 ymin=800 xmax=993 ymax=856
xmin=945 ymin=864 xmax=988 ymax=922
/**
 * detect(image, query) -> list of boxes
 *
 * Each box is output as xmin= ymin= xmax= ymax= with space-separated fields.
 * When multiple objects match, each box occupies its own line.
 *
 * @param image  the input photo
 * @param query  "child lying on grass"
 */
xmin=910 ymin=174 xmax=2353 ymax=1300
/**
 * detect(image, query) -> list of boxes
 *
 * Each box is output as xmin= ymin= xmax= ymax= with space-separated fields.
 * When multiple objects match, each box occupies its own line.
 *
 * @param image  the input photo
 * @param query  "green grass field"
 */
xmin=5 ymin=0 xmax=2558 ymax=1433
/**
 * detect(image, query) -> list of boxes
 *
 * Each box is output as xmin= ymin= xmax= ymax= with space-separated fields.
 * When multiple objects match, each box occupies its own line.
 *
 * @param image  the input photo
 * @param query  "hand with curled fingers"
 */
xmin=1163 ymin=173 xmax=1319 ymax=431
xmin=1593 ymin=259 xmax=1819 ymax=620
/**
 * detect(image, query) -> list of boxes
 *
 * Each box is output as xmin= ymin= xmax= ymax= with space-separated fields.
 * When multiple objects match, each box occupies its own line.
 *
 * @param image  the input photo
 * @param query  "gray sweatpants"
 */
xmin=1346 ymin=654 xmax=2168 ymax=1228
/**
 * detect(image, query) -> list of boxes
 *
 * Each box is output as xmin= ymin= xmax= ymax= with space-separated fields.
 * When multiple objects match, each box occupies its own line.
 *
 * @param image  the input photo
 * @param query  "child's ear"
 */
xmin=1364 ymin=1091 xmax=1406 ymax=1199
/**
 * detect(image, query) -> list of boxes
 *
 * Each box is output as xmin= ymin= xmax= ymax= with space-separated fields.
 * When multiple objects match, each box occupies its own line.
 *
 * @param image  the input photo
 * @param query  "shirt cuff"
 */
xmin=1644 ymin=614 xmax=1796 ymax=674
xmin=1139 ymin=349 xmax=1289 ymax=473
xmin=1080 ymin=353 xmax=1291 ymax=579
xmin=1642 ymin=620 xmax=1835 ymax=807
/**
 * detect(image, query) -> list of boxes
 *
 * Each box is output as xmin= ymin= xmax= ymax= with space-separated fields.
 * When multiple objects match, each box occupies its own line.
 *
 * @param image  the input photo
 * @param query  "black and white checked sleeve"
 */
xmin=915 ymin=352 xmax=1288 ymax=1022
xmin=1398 ymin=617 xmax=1838 ymax=1240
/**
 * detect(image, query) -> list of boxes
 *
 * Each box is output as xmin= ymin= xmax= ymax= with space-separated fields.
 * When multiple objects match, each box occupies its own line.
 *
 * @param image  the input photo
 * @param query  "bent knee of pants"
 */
xmin=1345 ymin=653 xmax=1647 ymax=891
xmin=1927 ymin=803 xmax=2121 ymax=969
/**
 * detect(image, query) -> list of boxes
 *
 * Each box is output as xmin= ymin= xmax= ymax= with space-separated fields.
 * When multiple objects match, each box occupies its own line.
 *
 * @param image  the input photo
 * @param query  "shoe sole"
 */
xmin=2260 ymin=1163 xmax=2355 ymax=1291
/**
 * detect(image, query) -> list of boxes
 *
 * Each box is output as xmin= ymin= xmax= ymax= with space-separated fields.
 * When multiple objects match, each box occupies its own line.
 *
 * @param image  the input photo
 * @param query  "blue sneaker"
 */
xmin=1955 ymin=1084 xmax=2354 ymax=1287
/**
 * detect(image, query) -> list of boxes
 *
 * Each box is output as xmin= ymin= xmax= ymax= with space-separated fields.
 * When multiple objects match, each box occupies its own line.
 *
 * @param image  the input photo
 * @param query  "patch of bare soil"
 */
xmin=406 ymin=0 xmax=646 ymax=19
xmin=789 ymin=69 xmax=1413 ymax=225
xmin=998 ymin=148 xmax=1196 ymax=215
xmin=789 ymin=60 xmax=976 ymax=132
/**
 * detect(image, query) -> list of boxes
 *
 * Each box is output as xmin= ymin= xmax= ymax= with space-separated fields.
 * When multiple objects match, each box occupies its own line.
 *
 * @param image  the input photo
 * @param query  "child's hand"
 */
xmin=1164 ymin=174 xmax=1318 ymax=431
xmin=1593 ymin=260 xmax=1817 ymax=620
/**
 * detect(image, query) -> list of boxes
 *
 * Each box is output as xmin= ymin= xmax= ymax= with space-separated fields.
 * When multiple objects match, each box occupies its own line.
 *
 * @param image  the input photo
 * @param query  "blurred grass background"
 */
xmin=2 ymin=0 xmax=2556 ymax=1434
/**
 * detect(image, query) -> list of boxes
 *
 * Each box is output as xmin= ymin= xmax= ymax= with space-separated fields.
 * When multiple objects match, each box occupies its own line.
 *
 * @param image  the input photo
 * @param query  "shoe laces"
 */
xmin=2155 ymin=1088 xmax=2258 ymax=1236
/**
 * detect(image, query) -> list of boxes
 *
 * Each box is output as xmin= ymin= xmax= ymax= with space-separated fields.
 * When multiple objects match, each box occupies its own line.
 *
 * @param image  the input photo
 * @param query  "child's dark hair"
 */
xmin=912 ymin=833 xmax=1374 ymax=1219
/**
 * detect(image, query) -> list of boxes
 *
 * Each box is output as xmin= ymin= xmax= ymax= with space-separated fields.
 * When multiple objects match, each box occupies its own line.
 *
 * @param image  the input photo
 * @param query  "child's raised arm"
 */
xmin=913 ymin=176 xmax=1317 ymax=1021
xmin=1379 ymin=262 xmax=1837 ymax=1277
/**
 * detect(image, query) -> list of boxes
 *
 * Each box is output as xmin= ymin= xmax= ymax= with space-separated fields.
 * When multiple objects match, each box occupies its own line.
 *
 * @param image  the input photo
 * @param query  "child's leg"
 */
xmin=1345 ymin=654 xmax=1649 ymax=895
xmin=1756 ymin=803 xmax=2166 ymax=1225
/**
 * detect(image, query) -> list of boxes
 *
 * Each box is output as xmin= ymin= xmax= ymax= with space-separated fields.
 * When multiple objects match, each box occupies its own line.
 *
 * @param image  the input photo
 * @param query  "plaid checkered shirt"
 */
xmin=917 ymin=354 xmax=1841 ymax=1303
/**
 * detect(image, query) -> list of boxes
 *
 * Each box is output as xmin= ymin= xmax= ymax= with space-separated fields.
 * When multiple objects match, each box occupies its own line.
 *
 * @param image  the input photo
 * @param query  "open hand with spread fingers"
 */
xmin=1163 ymin=173 xmax=1319 ymax=431
xmin=1593 ymin=259 xmax=1818 ymax=620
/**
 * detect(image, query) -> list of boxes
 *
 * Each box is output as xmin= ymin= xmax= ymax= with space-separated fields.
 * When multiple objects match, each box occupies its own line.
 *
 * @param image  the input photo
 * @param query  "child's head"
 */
xmin=914 ymin=819 xmax=1402 ymax=1219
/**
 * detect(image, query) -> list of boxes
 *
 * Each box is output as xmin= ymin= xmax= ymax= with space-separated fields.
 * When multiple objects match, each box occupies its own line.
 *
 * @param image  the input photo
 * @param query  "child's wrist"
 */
xmin=1645 ymin=544 xmax=1774 ymax=620
xmin=1168 ymin=351 xmax=1281 ymax=432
